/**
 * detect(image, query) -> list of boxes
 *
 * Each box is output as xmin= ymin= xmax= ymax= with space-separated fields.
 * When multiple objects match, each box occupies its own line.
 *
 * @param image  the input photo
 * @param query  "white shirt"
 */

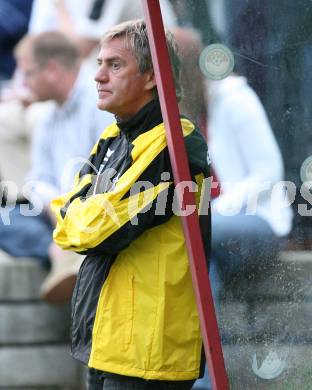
xmin=208 ymin=75 xmax=293 ymax=236
xmin=28 ymin=0 xmax=177 ymax=39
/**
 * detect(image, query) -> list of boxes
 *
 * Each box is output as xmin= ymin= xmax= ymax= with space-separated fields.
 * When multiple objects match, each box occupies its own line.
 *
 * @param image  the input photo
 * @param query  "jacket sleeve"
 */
xmin=51 ymin=128 xmax=174 ymax=254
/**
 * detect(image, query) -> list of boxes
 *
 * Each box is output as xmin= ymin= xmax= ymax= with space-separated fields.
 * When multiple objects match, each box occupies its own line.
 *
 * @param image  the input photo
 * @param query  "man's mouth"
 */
xmin=98 ymin=90 xmax=111 ymax=97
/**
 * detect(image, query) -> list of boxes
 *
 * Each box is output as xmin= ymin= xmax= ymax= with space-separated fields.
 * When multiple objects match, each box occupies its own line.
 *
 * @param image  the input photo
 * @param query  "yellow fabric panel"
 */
xmin=98 ymin=122 xmax=120 ymax=140
xmin=50 ymin=173 xmax=93 ymax=247
xmin=131 ymin=124 xmax=167 ymax=162
xmin=130 ymin=118 xmax=194 ymax=161
xmin=180 ymin=117 xmax=195 ymax=136
xmin=52 ymin=181 xmax=170 ymax=251
xmin=88 ymin=216 xmax=201 ymax=380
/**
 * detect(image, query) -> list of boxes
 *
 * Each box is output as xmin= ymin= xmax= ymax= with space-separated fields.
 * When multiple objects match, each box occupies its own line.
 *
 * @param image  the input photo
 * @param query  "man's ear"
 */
xmin=144 ymin=69 xmax=157 ymax=91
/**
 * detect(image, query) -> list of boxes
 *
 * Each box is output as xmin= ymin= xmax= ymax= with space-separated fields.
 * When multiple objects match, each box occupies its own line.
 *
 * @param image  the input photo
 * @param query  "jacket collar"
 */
xmin=116 ymin=98 xmax=163 ymax=142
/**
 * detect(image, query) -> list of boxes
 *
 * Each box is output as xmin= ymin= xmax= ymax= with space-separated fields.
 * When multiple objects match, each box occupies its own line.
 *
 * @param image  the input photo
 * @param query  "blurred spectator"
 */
xmin=0 ymin=0 xmax=33 ymax=81
xmin=171 ymin=27 xmax=207 ymax=128
xmin=208 ymin=73 xmax=293 ymax=287
xmin=0 ymin=31 xmax=113 ymax=303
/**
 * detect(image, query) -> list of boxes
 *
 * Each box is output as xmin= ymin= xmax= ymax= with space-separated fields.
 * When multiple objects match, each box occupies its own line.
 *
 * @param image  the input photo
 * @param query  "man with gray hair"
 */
xmin=51 ymin=19 xmax=209 ymax=389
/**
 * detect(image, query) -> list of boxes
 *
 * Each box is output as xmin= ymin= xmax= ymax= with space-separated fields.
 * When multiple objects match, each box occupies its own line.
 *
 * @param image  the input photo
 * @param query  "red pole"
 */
xmin=141 ymin=1 xmax=229 ymax=389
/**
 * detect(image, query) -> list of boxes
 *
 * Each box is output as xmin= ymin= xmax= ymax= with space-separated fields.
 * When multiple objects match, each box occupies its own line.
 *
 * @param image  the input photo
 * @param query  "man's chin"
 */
xmin=97 ymin=101 xmax=107 ymax=111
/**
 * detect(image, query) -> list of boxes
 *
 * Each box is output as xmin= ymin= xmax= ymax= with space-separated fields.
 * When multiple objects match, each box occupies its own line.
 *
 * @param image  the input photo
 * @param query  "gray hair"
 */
xmin=101 ymin=19 xmax=182 ymax=101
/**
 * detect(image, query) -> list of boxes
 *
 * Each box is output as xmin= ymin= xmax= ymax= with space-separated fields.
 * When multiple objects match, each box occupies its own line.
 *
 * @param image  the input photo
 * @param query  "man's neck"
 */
xmin=116 ymin=98 xmax=163 ymax=142
xmin=115 ymin=96 xmax=155 ymax=123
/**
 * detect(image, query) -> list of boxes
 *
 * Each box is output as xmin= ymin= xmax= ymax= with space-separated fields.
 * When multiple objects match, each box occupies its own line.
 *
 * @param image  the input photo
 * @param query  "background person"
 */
xmin=207 ymin=73 xmax=293 ymax=293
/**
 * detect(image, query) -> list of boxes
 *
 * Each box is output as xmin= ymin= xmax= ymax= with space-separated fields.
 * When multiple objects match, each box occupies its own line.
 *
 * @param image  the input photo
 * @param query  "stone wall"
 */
xmin=0 ymin=250 xmax=84 ymax=389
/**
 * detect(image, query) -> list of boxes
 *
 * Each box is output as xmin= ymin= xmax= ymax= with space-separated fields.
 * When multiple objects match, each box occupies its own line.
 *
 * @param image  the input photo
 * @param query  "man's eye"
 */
xmin=111 ymin=62 xmax=121 ymax=70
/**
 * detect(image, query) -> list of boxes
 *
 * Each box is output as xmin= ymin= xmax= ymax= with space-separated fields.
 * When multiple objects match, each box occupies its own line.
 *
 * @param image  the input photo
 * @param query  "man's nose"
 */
xmin=95 ymin=66 xmax=109 ymax=83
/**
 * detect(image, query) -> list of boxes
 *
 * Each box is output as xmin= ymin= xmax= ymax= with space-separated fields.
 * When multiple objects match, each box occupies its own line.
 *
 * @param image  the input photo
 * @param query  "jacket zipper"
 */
xmin=92 ymin=163 xmax=105 ymax=195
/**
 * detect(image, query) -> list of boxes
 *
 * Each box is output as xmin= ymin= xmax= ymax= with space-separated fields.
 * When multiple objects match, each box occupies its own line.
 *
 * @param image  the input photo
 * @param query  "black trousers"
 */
xmin=87 ymin=369 xmax=195 ymax=390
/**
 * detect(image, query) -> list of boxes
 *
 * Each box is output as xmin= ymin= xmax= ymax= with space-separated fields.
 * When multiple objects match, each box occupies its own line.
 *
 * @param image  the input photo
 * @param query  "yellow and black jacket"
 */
xmin=51 ymin=99 xmax=210 ymax=381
